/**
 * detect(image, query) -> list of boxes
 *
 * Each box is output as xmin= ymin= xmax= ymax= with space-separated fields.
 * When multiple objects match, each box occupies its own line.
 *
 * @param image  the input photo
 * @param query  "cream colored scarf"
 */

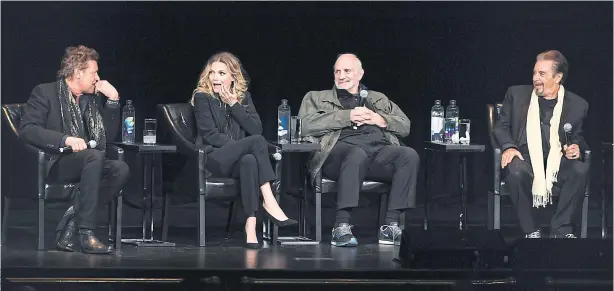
xmin=526 ymin=85 xmax=565 ymax=208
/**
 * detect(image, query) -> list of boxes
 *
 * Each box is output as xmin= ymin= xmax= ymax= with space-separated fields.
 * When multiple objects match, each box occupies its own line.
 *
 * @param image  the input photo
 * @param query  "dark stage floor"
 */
xmin=3 ymin=225 xmax=613 ymax=291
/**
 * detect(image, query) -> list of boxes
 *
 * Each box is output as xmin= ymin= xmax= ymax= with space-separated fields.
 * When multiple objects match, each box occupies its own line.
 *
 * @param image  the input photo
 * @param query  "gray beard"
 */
xmin=535 ymin=88 xmax=545 ymax=97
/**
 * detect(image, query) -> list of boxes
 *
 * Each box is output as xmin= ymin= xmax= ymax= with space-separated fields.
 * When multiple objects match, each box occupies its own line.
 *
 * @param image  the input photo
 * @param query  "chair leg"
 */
xmin=226 ymin=199 xmax=240 ymax=240
xmin=2 ymin=197 xmax=11 ymax=245
xmin=378 ymin=194 xmax=388 ymax=236
xmin=581 ymin=195 xmax=589 ymax=238
xmin=400 ymin=212 xmax=406 ymax=230
xmin=198 ymin=194 xmax=206 ymax=247
xmin=298 ymin=195 xmax=305 ymax=237
xmin=487 ymin=191 xmax=494 ymax=230
xmin=302 ymin=186 xmax=311 ymax=238
xmin=115 ymin=195 xmax=123 ymax=250
xmin=161 ymin=192 xmax=170 ymax=242
xmin=108 ymin=198 xmax=116 ymax=242
xmin=37 ymin=198 xmax=45 ymax=251
xmin=494 ymin=195 xmax=501 ymax=230
xmin=315 ymin=191 xmax=322 ymax=243
xmin=602 ymin=191 xmax=608 ymax=239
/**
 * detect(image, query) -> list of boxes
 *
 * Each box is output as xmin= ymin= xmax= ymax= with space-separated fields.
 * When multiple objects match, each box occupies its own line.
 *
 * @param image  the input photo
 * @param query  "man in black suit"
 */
xmin=19 ymin=45 xmax=129 ymax=254
xmin=494 ymin=50 xmax=588 ymax=239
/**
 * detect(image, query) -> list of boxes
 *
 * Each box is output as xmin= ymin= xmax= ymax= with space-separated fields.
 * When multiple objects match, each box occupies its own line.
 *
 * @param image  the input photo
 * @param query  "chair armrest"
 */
xmin=37 ymin=150 xmax=47 ymax=199
xmin=197 ymin=148 xmax=207 ymax=195
xmin=106 ymin=143 xmax=125 ymax=162
xmin=493 ymin=147 xmax=502 ymax=195
xmin=583 ymin=150 xmax=591 ymax=196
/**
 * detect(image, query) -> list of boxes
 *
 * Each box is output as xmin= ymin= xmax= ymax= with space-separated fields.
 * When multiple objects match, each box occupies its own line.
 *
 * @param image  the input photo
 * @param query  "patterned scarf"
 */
xmin=57 ymin=78 xmax=107 ymax=153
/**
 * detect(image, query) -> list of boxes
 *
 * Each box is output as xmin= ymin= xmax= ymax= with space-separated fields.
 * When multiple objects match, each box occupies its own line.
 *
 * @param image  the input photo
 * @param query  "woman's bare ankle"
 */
xmin=245 ymin=219 xmax=258 ymax=243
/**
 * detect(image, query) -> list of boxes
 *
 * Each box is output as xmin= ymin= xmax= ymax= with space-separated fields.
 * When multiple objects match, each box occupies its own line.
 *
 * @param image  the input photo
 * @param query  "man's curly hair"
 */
xmin=57 ymin=45 xmax=99 ymax=79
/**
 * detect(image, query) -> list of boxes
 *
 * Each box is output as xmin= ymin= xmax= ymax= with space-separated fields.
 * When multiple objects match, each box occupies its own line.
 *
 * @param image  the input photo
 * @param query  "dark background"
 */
xmin=2 ymin=2 xmax=612 ymax=237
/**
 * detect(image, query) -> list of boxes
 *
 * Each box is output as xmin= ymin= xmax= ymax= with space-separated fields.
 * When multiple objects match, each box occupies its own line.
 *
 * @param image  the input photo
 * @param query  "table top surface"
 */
xmin=424 ymin=141 xmax=485 ymax=152
xmin=111 ymin=142 xmax=177 ymax=153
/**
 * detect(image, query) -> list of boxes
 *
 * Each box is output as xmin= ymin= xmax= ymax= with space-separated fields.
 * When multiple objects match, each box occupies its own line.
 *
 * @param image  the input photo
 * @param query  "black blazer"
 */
xmin=19 ymin=81 xmax=121 ymax=169
xmin=192 ymin=91 xmax=263 ymax=148
xmin=494 ymin=85 xmax=589 ymax=154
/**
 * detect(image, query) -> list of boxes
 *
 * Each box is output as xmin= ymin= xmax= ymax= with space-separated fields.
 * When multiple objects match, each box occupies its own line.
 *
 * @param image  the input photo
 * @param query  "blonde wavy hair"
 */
xmin=190 ymin=52 xmax=249 ymax=105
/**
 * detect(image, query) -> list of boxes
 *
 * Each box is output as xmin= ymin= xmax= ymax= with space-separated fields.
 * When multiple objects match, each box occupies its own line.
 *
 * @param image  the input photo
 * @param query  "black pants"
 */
xmin=322 ymin=142 xmax=420 ymax=211
xmin=205 ymin=135 xmax=276 ymax=217
xmin=504 ymin=155 xmax=588 ymax=234
xmin=47 ymin=149 xmax=130 ymax=230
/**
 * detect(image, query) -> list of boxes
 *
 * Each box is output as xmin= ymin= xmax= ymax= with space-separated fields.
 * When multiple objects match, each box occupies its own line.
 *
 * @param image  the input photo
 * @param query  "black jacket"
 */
xmin=19 ymin=81 xmax=121 ymax=171
xmin=192 ymin=91 xmax=263 ymax=148
xmin=494 ymin=85 xmax=589 ymax=154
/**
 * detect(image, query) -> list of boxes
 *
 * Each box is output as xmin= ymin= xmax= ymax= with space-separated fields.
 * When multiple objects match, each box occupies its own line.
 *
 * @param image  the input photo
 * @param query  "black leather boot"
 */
xmin=55 ymin=206 xmax=76 ymax=252
xmin=77 ymin=229 xmax=113 ymax=254
xmin=56 ymin=218 xmax=76 ymax=252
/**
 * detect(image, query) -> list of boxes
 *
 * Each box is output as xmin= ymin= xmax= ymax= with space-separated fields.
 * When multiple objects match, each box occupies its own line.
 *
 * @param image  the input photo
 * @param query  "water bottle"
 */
xmin=444 ymin=100 xmax=459 ymax=144
xmin=277 ymin=99 xmax=291 ymax=144
xmin=430 ymin=100 xmax=445 ymax=143
xmin=122 ymin=100 xmax=136 ymax=144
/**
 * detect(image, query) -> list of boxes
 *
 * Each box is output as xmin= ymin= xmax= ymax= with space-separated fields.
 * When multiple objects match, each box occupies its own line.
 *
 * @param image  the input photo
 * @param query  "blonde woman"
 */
xmin=191 ymin=52 xmax=296 ymax=248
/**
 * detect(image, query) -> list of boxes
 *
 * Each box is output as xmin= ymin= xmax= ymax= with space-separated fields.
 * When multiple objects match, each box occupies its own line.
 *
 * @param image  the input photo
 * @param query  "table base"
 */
xmin=121 ymin=239 xmax=175 ymax=247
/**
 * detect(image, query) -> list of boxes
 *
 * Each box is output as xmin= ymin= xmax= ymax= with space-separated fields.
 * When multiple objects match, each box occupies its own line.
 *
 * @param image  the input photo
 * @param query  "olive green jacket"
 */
xmin=298 ymin=86 xmax=411 ymax=182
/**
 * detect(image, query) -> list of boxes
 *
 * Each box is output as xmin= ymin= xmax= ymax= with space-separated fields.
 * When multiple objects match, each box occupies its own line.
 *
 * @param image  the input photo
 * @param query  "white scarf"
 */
xmin=526 ymin=85 xmax=565 ymax=208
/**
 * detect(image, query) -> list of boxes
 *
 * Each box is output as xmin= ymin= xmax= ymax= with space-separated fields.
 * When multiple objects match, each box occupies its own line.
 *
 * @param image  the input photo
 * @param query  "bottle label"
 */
xmin=430 ymin=117 xmax=443 ymax=133
xmin=277 ymin=116 xmax=288 ymax=136
xmin=124 ymin=117 xmax=135 ymax=134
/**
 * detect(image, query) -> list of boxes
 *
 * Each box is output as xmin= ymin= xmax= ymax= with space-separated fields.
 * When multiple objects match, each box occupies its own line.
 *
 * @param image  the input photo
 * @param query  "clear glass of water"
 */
xmin=143 ymin=118 xmax=157 ymax=145
xmin=459 ymin=119 xmax=471 ymax=145
xmin=290 ymin=116 xmax=302 ymax=143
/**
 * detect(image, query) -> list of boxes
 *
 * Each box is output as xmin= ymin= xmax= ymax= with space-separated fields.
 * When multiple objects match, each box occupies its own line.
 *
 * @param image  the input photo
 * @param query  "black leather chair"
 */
xmin=487 ymin=103 xmax=590 ymax=238
xmin=1 ymin=103 xmax=124 ymax=250
xmin=306 ymin=165 xmax=392 ymax=242
xmin=157 ymin=103 xmax=247 ymax=246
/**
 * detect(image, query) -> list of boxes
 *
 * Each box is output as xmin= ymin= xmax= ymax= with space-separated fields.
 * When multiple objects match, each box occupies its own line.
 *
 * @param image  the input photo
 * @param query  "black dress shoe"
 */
xmin=77 ymin=229 xmax=113 ymax=254
xmin=262 ymin=210 xmax=298 ymax=227
xmin=56 ymin=218 xmax=76 ymax=252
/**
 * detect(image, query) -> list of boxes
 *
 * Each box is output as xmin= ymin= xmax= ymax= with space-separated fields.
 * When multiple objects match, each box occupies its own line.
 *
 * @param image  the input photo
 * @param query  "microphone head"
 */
xmin=359 ymin=89 xmax=368 ymax=99
xmin=563 ymin=123 xmax=572 ymax=133
xmin=273 ymin=152 xmax=282 ymax=161
xmin=88 ymin=140 xmax=97 ymax=148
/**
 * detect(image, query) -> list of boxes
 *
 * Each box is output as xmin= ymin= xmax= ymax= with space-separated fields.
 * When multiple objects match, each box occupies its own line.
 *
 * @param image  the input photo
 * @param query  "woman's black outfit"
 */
xmin=192 ymin=91 xmax=275 ymax=217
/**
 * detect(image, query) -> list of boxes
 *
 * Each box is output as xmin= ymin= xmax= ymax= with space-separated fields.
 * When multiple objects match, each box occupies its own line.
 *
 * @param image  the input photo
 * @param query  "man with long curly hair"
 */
xmin=19 ymin=45 xmax=129 ymax=254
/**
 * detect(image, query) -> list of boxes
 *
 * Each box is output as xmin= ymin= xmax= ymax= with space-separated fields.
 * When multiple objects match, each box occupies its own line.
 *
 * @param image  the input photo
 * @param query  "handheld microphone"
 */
xmin=353 ymin=88 xmax=369 ymax=130
xmin=563 ymin=123 xmax=572 ymax=146
xmin=59 ymin=140 xmax=97 ymax=153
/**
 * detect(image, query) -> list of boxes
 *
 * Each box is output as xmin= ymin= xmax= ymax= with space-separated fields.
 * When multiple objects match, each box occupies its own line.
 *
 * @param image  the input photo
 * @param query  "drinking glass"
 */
xmin=143 ymin=119 xmax=157 ymax=145
xmin=459 ymin=119 xmax=471 ymax=145
xmin=290 ymin=116 xmax=302 ymax=143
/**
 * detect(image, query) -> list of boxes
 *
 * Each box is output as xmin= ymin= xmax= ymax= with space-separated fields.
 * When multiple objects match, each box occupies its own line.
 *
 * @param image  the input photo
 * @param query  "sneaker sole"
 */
xmin=331 ymin=237 xmax=358 ymax=247
xmin=378 ymin=239 xmax=394 ymax=245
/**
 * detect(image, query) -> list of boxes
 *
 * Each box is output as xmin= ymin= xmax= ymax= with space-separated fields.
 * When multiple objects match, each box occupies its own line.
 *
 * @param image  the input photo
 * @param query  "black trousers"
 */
xmin=322 ymin=142 xmax=420 ymax=211
xmin=47 ymin=149 xmax=130 ymax=230
xmin=205 ymin=135 xmax=276 ymax=217
xmin=504 ymin=155 xmax=588 ymax=234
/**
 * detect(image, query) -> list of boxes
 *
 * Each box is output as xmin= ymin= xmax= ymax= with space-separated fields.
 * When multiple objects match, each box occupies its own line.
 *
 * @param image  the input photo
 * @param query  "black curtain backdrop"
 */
xmin=2 ymin=1 xmax=611 ymax=228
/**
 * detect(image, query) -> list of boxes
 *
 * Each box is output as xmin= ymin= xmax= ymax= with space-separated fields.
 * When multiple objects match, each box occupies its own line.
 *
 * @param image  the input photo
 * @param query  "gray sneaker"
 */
xmin=331 ymin=223 xmax=358 ymax=247
xmin=551 ymin=232 xmax=577 ymax=239
xmin=525 ymin=229 xmax=541 ymax=238
xmin=378 ymin=222 xmax=402 ymax=245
